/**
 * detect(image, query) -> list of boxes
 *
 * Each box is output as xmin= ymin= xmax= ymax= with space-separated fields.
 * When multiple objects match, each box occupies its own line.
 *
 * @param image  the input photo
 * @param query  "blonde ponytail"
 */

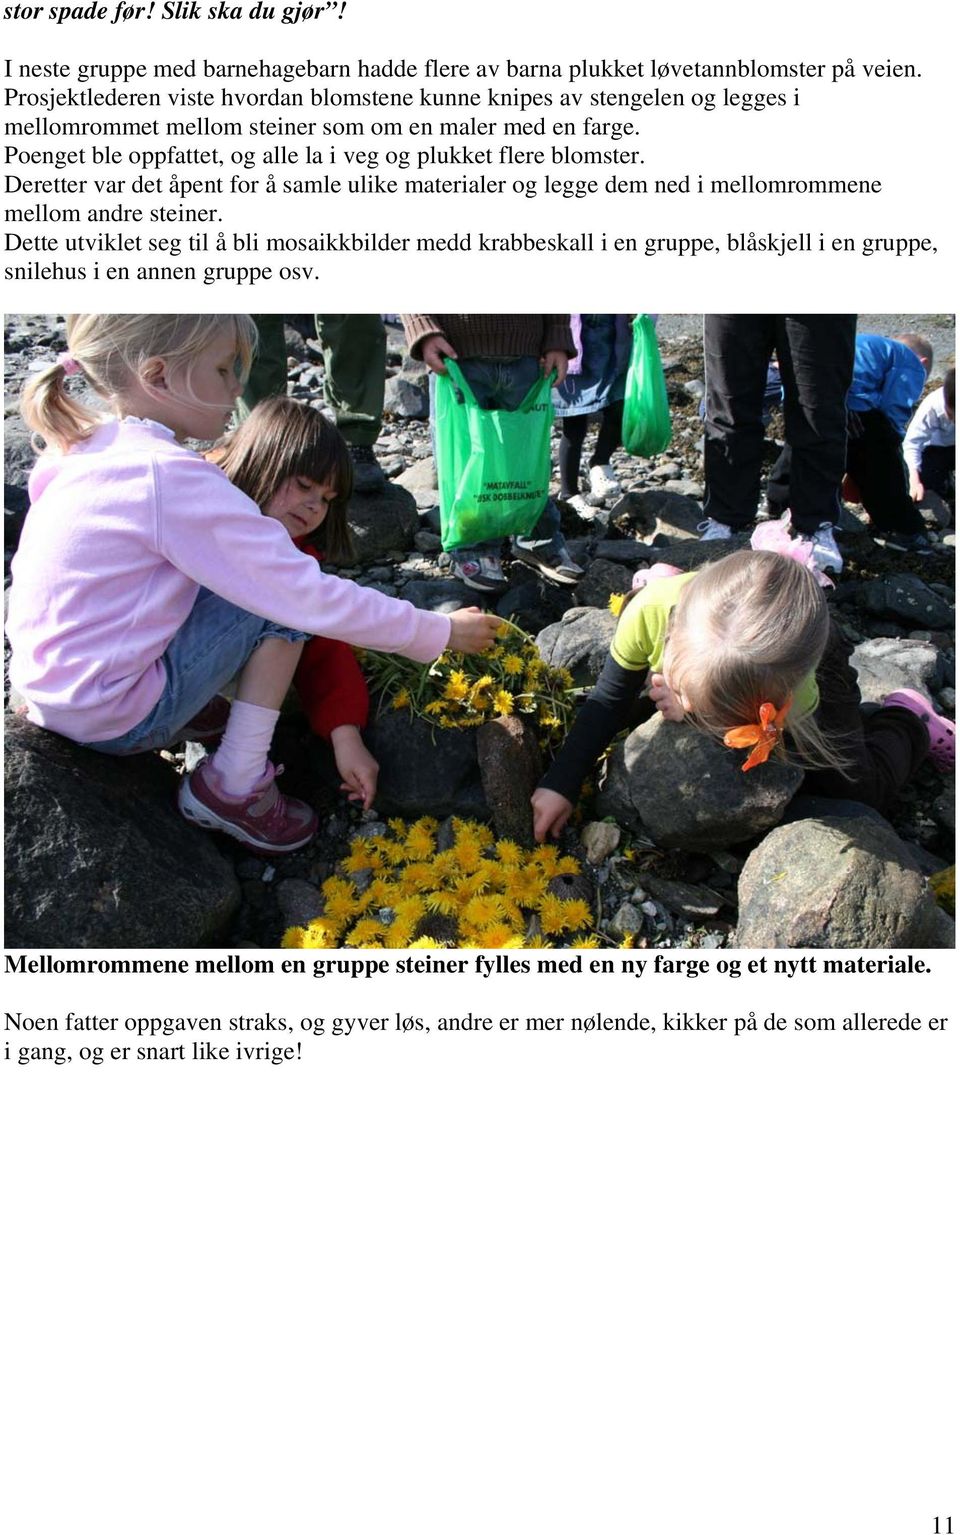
xmin=20 ymin=313 xmax=258 ymax=453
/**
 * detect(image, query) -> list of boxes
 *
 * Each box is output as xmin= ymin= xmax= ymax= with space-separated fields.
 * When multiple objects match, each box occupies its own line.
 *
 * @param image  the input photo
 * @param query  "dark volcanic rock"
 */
xmin=344 ymin=481 xmax=418 ymax=562
xmin=364 ymin=705 xmax=486 ymax=820
xmin=4 ymin=715 xmax=240 ymax=948
xmin=536 ymin=606 xmax=618 ymax=684
xmin=596 ymin=712 xmax=803 ymax=850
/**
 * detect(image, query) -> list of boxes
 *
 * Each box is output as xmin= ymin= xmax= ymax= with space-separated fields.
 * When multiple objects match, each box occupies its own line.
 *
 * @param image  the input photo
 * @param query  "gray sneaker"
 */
xmin=698 ymin=517 xmax=733 ymax=541
xmin=511 ymin=535 xmax=583 ymax=586
xmin=451 ymin=549 xmax=508 ymax=592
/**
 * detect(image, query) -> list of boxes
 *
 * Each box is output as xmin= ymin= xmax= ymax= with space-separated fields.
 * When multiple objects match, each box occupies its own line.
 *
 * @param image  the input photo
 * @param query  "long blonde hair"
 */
xmin=665 ymin=549 xmax=850 ymax=775
xmin=21 ymin=313 xmax=258 ymax=453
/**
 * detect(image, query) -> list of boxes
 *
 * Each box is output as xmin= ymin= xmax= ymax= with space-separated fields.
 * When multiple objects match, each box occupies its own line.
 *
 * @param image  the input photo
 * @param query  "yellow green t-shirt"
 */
xmin=610 ymin=572 xmax=819 ymax=719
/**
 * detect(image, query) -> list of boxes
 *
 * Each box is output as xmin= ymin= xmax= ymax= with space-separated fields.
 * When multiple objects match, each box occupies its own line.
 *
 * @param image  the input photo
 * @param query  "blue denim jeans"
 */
xmin=431 ymin=355 xmax=561 ymax=556
xmin=91 ymin=588 xmax=309 ymax=755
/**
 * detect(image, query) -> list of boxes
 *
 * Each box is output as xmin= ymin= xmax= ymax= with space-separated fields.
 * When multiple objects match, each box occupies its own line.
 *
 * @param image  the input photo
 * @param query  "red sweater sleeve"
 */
xmin=289 ymin=543 xmax=369 ymax=737
xmin=294 ymin=635 xmax=370 ymax=739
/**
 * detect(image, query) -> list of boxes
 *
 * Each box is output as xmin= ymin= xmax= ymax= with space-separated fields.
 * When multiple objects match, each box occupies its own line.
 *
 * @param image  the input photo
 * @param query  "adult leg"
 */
xmin=775 ymin=315 xmax=855 ymax=535
xmin=559 ymin=414 xmax=589 ymax=498
xmin=702 ymin=314 xmax=775 ymax=531
xmin=846 ymin=410 xmax=926 ymax=536
xmin=314 ymin=313 xmax=386 ymax=447
xmin=240 ymin=315 xmax=289 ymax=416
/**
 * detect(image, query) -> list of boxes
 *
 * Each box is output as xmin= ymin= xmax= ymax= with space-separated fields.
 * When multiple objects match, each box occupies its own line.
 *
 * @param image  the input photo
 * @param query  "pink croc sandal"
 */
xmin=883 ymin=689 xmax=955 ymax=771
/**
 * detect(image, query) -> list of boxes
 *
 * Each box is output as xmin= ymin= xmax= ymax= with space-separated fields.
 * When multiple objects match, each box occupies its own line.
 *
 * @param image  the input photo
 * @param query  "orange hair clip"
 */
xmin=723 ymin=699 xmax=791 ymax=772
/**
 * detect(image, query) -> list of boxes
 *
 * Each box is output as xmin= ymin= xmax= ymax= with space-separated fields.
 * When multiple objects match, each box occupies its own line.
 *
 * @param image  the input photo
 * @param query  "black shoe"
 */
xmin=348 ymin=443 xmax=386 ymax=494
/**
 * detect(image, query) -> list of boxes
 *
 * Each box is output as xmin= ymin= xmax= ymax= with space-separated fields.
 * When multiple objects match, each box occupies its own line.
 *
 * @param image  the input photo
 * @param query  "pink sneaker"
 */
xmin=883 ymin=689 xmax=955 ymax=771
xmin=178 ymin=759 xmax=318 ymax=853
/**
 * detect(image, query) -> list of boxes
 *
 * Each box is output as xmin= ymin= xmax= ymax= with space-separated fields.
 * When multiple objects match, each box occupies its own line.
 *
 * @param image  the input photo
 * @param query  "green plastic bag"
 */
xmin=434 ymin=359 xmax=554 ymax=549
xmin=622 ymin=313 xmax=672 ymax=457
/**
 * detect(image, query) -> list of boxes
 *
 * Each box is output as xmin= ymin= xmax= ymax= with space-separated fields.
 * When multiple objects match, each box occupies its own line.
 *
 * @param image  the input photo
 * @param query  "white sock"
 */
xmin=209 ymin=700 xmax=279 ymax=797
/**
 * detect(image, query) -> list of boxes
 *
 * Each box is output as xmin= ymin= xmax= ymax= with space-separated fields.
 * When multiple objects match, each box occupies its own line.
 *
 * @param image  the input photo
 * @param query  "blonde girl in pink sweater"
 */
xmin=9 ymin=314 xmax=499 ymax=854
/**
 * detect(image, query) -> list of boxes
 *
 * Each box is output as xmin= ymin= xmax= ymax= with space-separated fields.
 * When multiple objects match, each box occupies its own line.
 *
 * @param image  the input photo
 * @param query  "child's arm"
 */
xmin=294 ymin=637 xmax=379 ymax=808
xmin=902 ymin=393 xmax=938 ymax=497
xmin=532 ymin=653 xmax=647 ymax=841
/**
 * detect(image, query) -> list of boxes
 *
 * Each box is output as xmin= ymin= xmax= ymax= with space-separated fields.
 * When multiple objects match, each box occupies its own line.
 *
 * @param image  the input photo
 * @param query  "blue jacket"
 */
xmin=847 ymin=334 xmax=928 ymax=436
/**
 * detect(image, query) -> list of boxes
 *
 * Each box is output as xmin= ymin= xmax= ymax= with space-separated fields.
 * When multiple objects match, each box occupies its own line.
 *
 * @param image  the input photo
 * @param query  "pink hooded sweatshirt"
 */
xmin=8 ymin=417 xmax=451 ymax=742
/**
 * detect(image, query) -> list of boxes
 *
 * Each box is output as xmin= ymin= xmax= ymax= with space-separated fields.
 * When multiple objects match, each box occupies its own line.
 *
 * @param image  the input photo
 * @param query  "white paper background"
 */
xmin=2 ymin=3 xmax=957 ymax=1531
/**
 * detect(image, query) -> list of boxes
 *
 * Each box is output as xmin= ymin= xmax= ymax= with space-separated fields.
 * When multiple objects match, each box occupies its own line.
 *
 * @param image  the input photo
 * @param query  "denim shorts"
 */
xmin=91 ymin=588 xmax=309 ymax=755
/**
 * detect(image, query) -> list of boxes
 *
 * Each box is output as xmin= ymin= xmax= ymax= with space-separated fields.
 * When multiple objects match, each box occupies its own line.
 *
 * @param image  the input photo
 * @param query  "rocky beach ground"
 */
xmin=4 ymin=314 xmax=955 ymax=950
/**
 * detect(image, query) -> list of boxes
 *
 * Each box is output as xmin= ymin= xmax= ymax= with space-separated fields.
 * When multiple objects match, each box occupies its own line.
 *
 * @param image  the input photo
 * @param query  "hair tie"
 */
xmin=724 ymin=699 xmax=791 ymax=772
xmin=57 ymin=352 xmax=82 ymax=376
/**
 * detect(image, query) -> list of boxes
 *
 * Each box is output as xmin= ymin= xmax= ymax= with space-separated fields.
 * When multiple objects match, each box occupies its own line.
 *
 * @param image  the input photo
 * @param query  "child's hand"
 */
xmin=330 ymin=725 xmax=379 ymax=810
xmin=648 ymin=673 xmax=686 ymax=722
xmin=421 ymin=336 xmax=458 ymax=375
xmin=447 ymin=607 xmax=502 ymax=653
xmin=909 ymin=471 xmax=924 ymax=502
xmin=531 ymin=787 xmax=574 ymax=843
xmin=542 ymin=349 xmax=569 ymax=385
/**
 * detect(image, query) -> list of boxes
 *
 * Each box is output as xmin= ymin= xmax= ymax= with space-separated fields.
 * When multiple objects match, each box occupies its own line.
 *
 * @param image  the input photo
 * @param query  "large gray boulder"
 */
xmin=735 ymin=805 xmax=953 ymax=948
xmin=343 ymin=482 xmax=418 ymax=561
xmin=4 ymin=715 xmax=240 ymax=948
xmin=596 ymin=712 xmax=803 ymax=850
xmin=536 ymin=606 xmax=618 ymax=684
xmin=383 ymin=374 xmax=429 ymax=420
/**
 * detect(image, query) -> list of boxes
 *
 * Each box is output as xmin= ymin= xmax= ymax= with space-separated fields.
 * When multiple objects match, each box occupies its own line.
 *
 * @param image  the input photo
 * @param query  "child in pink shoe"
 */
xmin=8 ymin=314 xmax=500 ymax=854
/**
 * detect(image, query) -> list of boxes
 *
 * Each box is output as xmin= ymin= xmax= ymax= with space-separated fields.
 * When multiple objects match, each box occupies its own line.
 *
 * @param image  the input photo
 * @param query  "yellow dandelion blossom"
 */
xmin=297 ymin=919 xmax=341 ymax=949
xmin=344 ymin=918 xmax=387 ymax=948
xmin=461 ymin=893 xmax=505 ymax=929
xmin=384 ymin=920 xmax=417 ymax=949
xmin=280 ymin=926 xmax=305 ymax=949
xmin=554 ymin=898 xmax=593 ymax=932
xmin=539 ymin=893 xmax=575 ymax=936
xmin=424 ymin=890 xmax=460 ymax=917
xmin=409 ymin=936 xmax=443 ymax=949
xmin=571 ymin=934 xmax=601 ymax=948
xmin=493 ymin=689 xmax=514 ymax=716
xmin=472 ymin=921 xmax=519 ymax=948
xmin=556 ymin=856 xmax=582 ymax=877
xmin=506 ymin=864 xmax=548 ymax=906
xmin=342 ymin=844 xmax=379 ymax=874
xmin=424 ymin=699 xmax=446 ymax=716
xmin=443 ymin=670 xmax=471 ymax=704
xmin=619 ymin=933 xmax=636 ymax=949
xmin=608 ymin=592 xmax=626 ymax=616
xmin=494 ymin=839 xmax=524 ymax=867
xmin=404 ymin=818 xmax=437 ymax=860
xmin=502 ymin=653 xmax=525 ymax=676
xmin=531 ymin=845 xmax=560 ymax=877
xmin=391 ymin=688 xmax=411 ymax=710
xmin=399 ymin=862 xmax=437 ymax=893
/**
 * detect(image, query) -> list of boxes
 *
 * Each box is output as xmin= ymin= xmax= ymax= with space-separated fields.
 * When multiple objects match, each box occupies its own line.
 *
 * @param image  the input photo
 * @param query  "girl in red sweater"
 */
xmin=213 ymin=397 xmax=379 ymax=808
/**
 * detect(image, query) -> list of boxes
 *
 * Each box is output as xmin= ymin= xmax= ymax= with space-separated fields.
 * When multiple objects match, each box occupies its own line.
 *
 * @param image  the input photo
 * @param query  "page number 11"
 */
xmin=933 ymin=1519 xmax=953 ymax=1533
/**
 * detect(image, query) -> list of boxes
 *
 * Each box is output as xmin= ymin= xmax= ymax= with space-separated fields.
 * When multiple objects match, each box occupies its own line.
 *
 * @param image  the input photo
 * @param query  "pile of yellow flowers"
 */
xmin=281 ymin=817 xmax=599 ymax=949
xmin=360 ymin=620 xmax=575 ymax=746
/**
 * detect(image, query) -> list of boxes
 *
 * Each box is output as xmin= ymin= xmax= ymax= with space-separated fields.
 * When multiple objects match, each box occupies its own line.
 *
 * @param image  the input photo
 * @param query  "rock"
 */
xmin=413 ymin=530 xmax=442 ymax=554
xmin=637 ymin=489 xmax=704 ymax=542
xmin=396 ymin=456 xmax=438 ymax=494
xmin=343 ymin=481 xmax=418 ymax=562
xmin=476 ymin=715 xmax=542 ymax=844
xmin=611 ymin=901 xmax=643 ymax=937
xmin=536 ymin=606 xmax=618 ymax=683
xmin=364 ymin=705 xmax=486 ymax=819
xmin=860 ymin=573 xmax=954 ymax=631
xmin=735 ymin=808 xmax=952 ymax=948
xmin=495 ymin=580 xmax=572 ymax=634
xmin=383 ymin=374 xmax=429 ymax=419
xmin=850 ymin=636 xmax=944 ymax=702
xmin=4 ymin=415 xmax=35 ymax=548
xmin=919 ymin=490 xmax=952 ymax=530
xmin=574 ymin=557 xmax=632 ymax=609
xmin=637 ymin=874 xmax=725 ymax=919
xmin=401 ymin=576 xmax=475 ymax=612
xmin=580 ymin=821 xmax=621 ymax=863
xmin=933 ymin=785 xmax=955 ymax=833
xmin=4 ymin=715 xmax=240 ymax=948
xmin=596 ymin=713 xmax=803 ymax=850
xmin=275 ymin=878 xmax=324 ymax=929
